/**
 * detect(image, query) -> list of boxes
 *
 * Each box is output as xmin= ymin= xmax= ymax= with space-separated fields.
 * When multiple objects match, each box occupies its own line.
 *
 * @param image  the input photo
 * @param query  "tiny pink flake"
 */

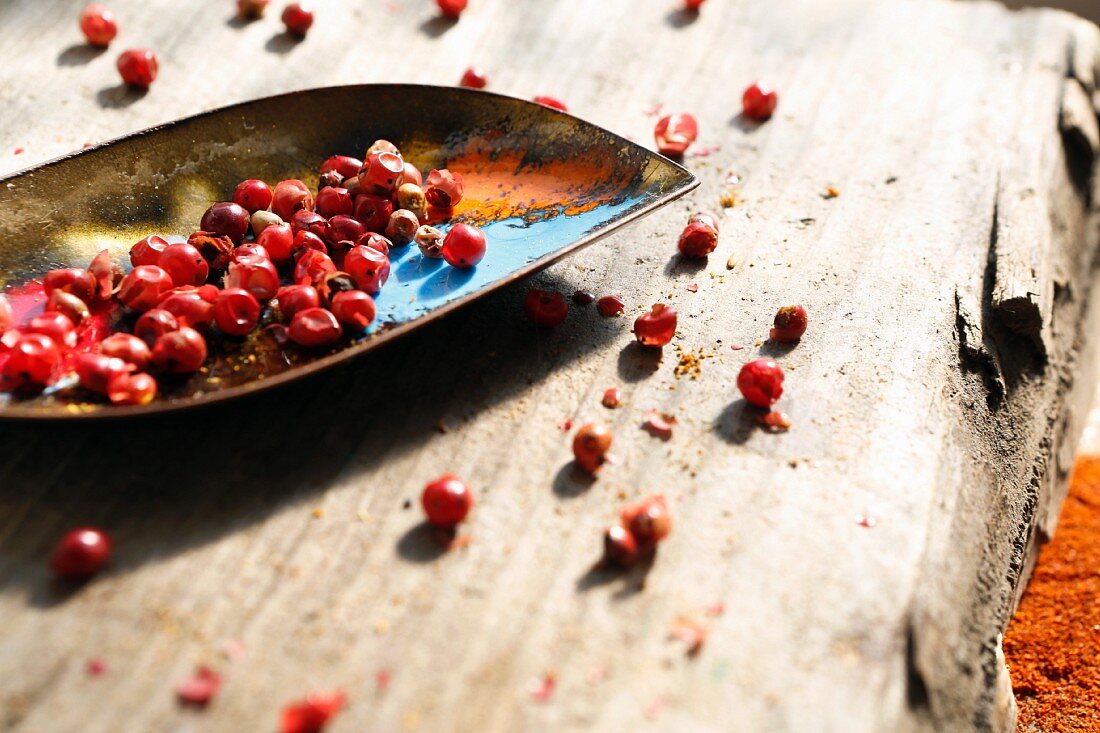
xmin=686 ymin=283 xmax=699 ymax=293
xmin=530 ymin=672 xmax=557 ymax=703
xmin=176 ymin=665 xmax=222 ymax=707
xmin=645 ymin=697 xmax=667 ymax=720
xmin=86 ymin=658 xmax=108 ymax=677
xmin=688 ymin=144 xmax=721 ymax=158
xmin=760 ymin=410 xmax=791 ymax=431
xmin=13 ymin=147 xmax=24 ymax=155
xmin=730 ymin=344 xmax=745 ymax=351
xmin=643 ymin=409 xmax=677 ymax=440
xmin=375 ymin=668 xmax=392 ymax=693
xmin=219 ymin=638 xmax=247 ymax=662
xmin=643 ymin=102 xmax=665 ymax=117
xmin=558 ymin=418 xmax=574 ymax=431
xmin=856 ymin=514 xmax=878 ymax=528
xmin=704 ymin=602 xmax=726 ymax=617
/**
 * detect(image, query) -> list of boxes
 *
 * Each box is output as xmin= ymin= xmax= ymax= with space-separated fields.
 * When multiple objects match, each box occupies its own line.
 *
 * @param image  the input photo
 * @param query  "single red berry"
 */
xmin=200 ymin=202 xmax=250 ymax=244
xmin=621 ymin=495 xmax=672 ymax=546
xmin=281 ymin=3 xmax=314 ymax=36
xmin=324 ymin=215 xmax=366 ymax=248
xmin=770 ymin=305 xmax=807 ymax=342
xmin=460 ymin=66 xmax=488 ymax=89
xmin=47 ymin=290 xmax=91 ymax=326
xmin=88 ymin=249 xmax=122 ymax=301
xmin=353 ymin=194 xmax=394 ymax=233
xmin=1 ymin=334 xmax=61 ymax=389
xmin=293 ymin=250 xmax=337 ymax=287
xmin=118 ymin=265 xmax=175 ymax=311
xmin=232 ymin=179 xmax=273 ymax=215
xmin=176 ymin=665 xmax=222 ymax=707
xmin=134 ymin=308 xmax=179 ymax=346
xmin=288 ymin=307 xmax=342 ymax=348
xmin=533 ymin=96 xmax=568 ymax=112
xmin=116 ymin=49 xmax=158 ymax=89
xmin=233 ymin=242 xmax=271 ymax=262
xmin=601 ymin=387 xmax=621 ymax=408
xmin=424 ymin=169 xmax=464 ymax=209
xmin=257 ymin=222 xmax=295 ymax=264
xmin=654 ymin=113 xmax=698 ymax=156
xmin=279 ymin=692 xmax=346 ymax=733
xmin=99 ymin=333 xmax=152 ymax=370
xmin=158 ymin=290 xmax=215 ymax=330
xmin=275 ymin=285 xmax=320 ymax=321
xmin=44 ymin=268 xmax=96 ymax=301
xmin=25 ymin=312 xmax=77 ymax=350
xmin=227 ymin=255 xmax=280 ymax=301
xmin=737 ymin=358 xmax=784 ymax=407
xmin=603 ymin=525 xmax=638 ymax=567
xmin=106 ymin=370 xmax=157 ymax=405
xmin=331 ymin=290 xmax=376 ymax=331
xmin=159 ymin=242 xmax=210 ymax=287
xmin=272 ymin=179 xmax=314 ymax=221
xmin=314 ymin=187 xmax=353 ymax=219
xmin=152 ymin=327 xmax=207 ymax=373
xmin=292 ymin=230 xmax=329 ymax=260
xmin=402 ymin=162 xmax=423 ymax=188
xmin=441 ymin=223 xmax=487 ymax=269
xmin=359 ymin=152 xmax=405 ymax=196
xmin=50 ymin=528 xmax=111 ymax=580
xmin=678 ymin=217 xmax=719 ymax=258
xmin=596 ymin=295 xmax=625 ymax=317
xmin=237 ymin=0 xmax=270 ymax=19
xmin=320 ymin=155 xmax=363 ymax=181
xmin=573 ymin=423 xmax=612 ymax=474
xmin=290 ymin=209 xmax=327 ymax=237
xmin=742 ymin=80 xmax=778 ymax=121
xmin=74 ymin=353 xmax=133 ymax=394
xmin=365 ymin=139 xmax=400 ymax=157
xmin=79 ymin=4 xmax=117 ymax=46
xmin=633 ymin=303 xmax=676 ymax=347
xmin=436 ymin=0 xmax=467 ymax=18
xmin=421 ymin=474 xmax=473 ymax=528
xmin=213 ymin=288 xmax=261 ymax=337
xmin=683 ymin=0 xmax=706 ymax=9
xmin=343 ymin=245 xmax=391 ymax=294
xmin=524 ymin=288 xmax=568 ymax=327
xmin=386 ymin=210 xmax=420 ymax=247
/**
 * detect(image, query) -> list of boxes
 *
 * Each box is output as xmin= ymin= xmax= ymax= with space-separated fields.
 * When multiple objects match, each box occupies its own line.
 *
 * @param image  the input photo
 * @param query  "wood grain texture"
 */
xmin=0 ymin=1 xmax=1098 ymax=731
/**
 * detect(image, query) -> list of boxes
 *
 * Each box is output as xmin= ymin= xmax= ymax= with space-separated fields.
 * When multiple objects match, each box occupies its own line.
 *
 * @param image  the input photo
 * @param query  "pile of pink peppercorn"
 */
xmin=0 ymin=141 xmax=485 ymax=405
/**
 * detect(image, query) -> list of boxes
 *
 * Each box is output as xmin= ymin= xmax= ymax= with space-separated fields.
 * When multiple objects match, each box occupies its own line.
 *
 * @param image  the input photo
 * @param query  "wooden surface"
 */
xmin=0 ymin=1 xmax=1098 ymax=731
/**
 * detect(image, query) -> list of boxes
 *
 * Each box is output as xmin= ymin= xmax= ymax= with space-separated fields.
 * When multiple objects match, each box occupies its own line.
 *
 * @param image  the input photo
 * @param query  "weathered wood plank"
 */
xmin=0 ymin=1 xmax=1097 ymax=732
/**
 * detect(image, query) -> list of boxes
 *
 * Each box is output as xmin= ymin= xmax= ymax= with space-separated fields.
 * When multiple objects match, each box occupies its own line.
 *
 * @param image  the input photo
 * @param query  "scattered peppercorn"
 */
xmin=596 ymin=295 xmax=625 ymax=317
xmin=116 ymin=49 xmax=158 ymax=89
xmin=79 ymin=4 xmax=117 ymax=47
xmin=50 ymin=527 xmax=111 ymax=580
xmin=770 ymin=305 xmax=807 ymax=342
xmin=737 ymin=358 xmax=784 ymax=407
xmin=633 ymin=303 xmax=677 ymax=347
xmin=654 ymin=113 xmax=699 ymax=156
xmin=573 ymin=422 xmax=612 ymax=474
xmin=279 ymin=691 xmax=346 ymax=733
xmin=742 ymin=80 xmax=778 ymax=121
xmin=436 ymin=0 xmax=467 ymax=19
xmin=281 ymin=3 xmax=314 ymax=36
xmin=421 ymin=474 xmax=474 ymax=528
xmin=524 ymin=288 xmax=568 ymax=327
xmin=601 ymin=387 xmax=622 ymax=408
xmin=460 ymin=66 xmax=488 ymax=89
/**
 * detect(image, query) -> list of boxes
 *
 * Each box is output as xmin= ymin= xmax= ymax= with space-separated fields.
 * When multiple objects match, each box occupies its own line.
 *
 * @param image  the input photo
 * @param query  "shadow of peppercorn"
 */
xmin=664 ymin=8 xmax=700 ymax=29
xmin=575 ymin=552 xmax=654 ymax=597
xmin=56 ymin=44 xmax=106 ymax=67
xmin=662 ymin=254 xmax=709 ymax=277
xmin=395 ymin=523 xmax=450 ymax=563
xmin=265 ymin=32 xmax=301 ymax=55
xmin=0 ymin=269 xmax=625 ymax=602
xmin=713 ymin=398 xmax=759 ymax=445
xmin=419 ymin=15 xmax=458 ymax=39
xmin=729 ymin=113 xmax=765 ymax=133
xmin=551 ymin=462 xmax=598 ymax=499
xmin=616 ymin=341 xmax=663 ymax=383
xmin=757 ymin=339 xmax=799 ymax=358
xmin=95 ymin=85 xmax=148 ymax=110
xmin=225 ymin=14 xmax=252 ymax=29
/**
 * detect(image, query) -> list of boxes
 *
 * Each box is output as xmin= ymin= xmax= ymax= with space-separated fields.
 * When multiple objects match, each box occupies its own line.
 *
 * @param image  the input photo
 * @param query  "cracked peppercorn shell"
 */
xmin=46 ymin=290 xmax=90 ymax=326
xmin=134 ymin=308 xmax=179 ymax=346
xmin=386 ymin=209 xmax=420 ymax=246
xmin=25 ymin=312 xmax=77 ymax=350
xmin=99 ymin=332 xmax=152 ymax=370
xmin=415 ymin=225 xmax=445 ymax=258
xmin=107 ymin=371 xmax=157 ymax=405
xmin=1 ymin=334 xmax=61 ymax=389
xmin=742 ymin=80 xmax=778 ymax=121
xmin=75 ymin=353 xmax=132 ymax=394
xmin=275 ymin=284 xmax=320 ymax=321
xmin=737 ymin=358 xmax=785 ymax=407
xmin=633 ymin=303 xmax=677 ymax=347
xmin=187 ymin=231 xmax=234 ymax=272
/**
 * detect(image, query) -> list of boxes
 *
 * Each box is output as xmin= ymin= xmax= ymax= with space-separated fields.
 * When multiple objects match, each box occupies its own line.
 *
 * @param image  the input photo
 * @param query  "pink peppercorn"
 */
xmin=421 ymin=474 xmax=473 ymax=527
xmin=524 ymin=288 xmax=568 ymax=327
xmin=678 ymin=216 xmax=719 ymax=258
xmin=152 ymin=327 xmax=207 ymax=373
xmin=737 ymin=358 xmax=784 ymax=407
xmin=633 ymin=304 xmax=676 ymax=347
xmin=654 ymin=113 xmax=698 ymax=156
xmin=130 ymin=234 xmax=169 ymax=267
xmin=200 ymin=202 xmax=250 ymax=243
xmin=331 ymin=290 xmax=376 ymax=331
xmin=533 ymin=96 xmax=568 ymax=112
xmin=281 ymin=3 xmax=314 ymax=36
xmin=107 ymin=371 xmax=157 ymax=405
xmin=344 ymin=245 xmax=390 ymax=294
xmin=441 ymin=223 xmax=487 ymax=268
xmin=436 ymin=0 xmax=467 ymax=19
xmin=118 ymin=266 xmax=175 ymax=311
xmin=1 ymin=334 xmax=61 ymax=390
xmin=424 ymin=169 xmax=464 ymax=209
xmin=116 ymin=49 xmax=158 ymax=89
xmin=275 ymin=284 xmax=320 ymax=321
xmin=272 ymin=179 xmax=314 ymax=221
xmin=288 ymin=307 xmax=342 ymax=348
xmin=257 ymin=222 xmax=295 ymax=264
xmin=596 ymin=295 xmax=625 ymax=317
xmin=213 ymin=288 xmax=261 ymax=337
xmin=742 ymin=80 xmax=778 ymax=121
xmin=99 ymin=333 xmax=152 ymax=370
xmin=232 ymin=179 xmax=273 ymax=214
xmin=79 ymin=4 xmax=117 ymax=47
xmin=50 ymin=528 xmax=111 ymax=580
xmin=460 ymin=67 xmax=488 ymax=89
xmin=770 ymin=305 xmax=808 ymax=342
